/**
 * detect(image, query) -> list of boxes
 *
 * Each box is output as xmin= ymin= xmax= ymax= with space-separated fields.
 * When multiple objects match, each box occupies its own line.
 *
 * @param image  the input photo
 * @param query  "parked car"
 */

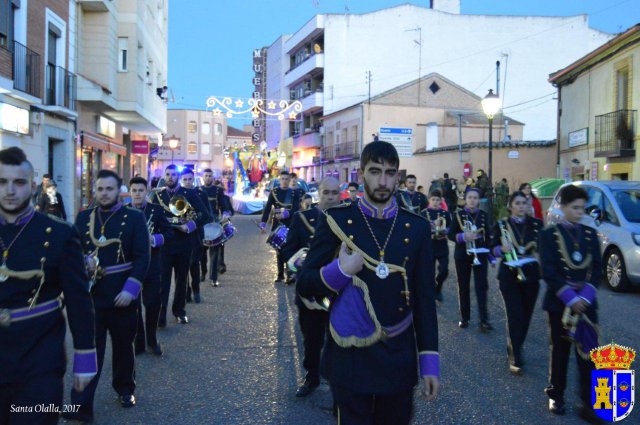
xmin=546 ymin=180 xmax=640 ymax=291
xmin=339 ymin=183 xmax=364 ymax=200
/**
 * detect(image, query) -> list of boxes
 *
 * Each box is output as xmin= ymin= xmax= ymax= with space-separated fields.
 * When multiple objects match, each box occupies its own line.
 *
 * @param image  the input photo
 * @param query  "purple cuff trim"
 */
xmin=321 ymin=259 xmax=352 ymax=292
xmin=186 ymin=220 xmax=196 ymax=233
xmin=579 ymin=283 xmax=597 ymax=304
xmin=456 ymin=233 xmax=465 ymax=244
xmin=259 ymin=222 xmax=266 ymax=230
xmin=492 ymin=246 xmax=503 ymax=258
xmin=281 ymin=209 xmax=290 ymax=219
xmin=557 ymin=285 xmax=579 ymax=306
xmin=73 ymin=351 xmax=98 ymax=375
xmin=419 ymin=352 xmax=440 ymax=378
xmin=223 ymin=212 xmax=231 ymax=218
xmin=152 ymin=234 xmax=164 ymax=248
xmin=122 ymin=278 xmax=142 ymax=298
xmin=488 ymin=254 xmax=497 ymax=265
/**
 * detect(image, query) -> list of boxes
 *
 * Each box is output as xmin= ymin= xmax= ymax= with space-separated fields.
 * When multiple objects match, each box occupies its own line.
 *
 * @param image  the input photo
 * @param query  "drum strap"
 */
xmin=299 ymin=214 xmax=315 ymax=235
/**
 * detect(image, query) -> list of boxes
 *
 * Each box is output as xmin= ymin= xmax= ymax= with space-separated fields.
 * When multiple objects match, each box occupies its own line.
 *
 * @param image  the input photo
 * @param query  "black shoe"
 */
xmin=175 ymin=315 xmax=189 ymax=324
xmin=295 ymin=380 xmax=319 ymax=397
xmin=194 ymin=293 xmax=201 ymax=303
xmin=548 ymin=399 xmax=566 ymax=415
xmin=285 ymin=277 xmax=295 ymax=285
xmin=158 ymin=318 xmax=167 ymax=329
xmin=274 ymin=278 xmax=285 ymax=285
xmin=61 ymin=411 xmax=93 ymax=423
xmin=219 ymin=265 xmax=227 ymax=274
xmin=120 ymin=394 xmax=136 ymax=408
xmin=435 ymin=292 xmax=443 ymax=302
xmin=479 ymin=322 xmax=494 ymax=332
xmin=149 ymin=343 xmax=163 ymax=356
xmin=577 ymin=404 xmax=604 ymax=424
xmin=458 ymin=320 xmax=469 ymax=328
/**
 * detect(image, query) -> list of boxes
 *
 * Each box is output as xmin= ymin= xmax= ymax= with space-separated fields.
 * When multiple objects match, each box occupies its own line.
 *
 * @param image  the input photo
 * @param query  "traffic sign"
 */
xmin=378 ymin=127 xmax=414 ymax=157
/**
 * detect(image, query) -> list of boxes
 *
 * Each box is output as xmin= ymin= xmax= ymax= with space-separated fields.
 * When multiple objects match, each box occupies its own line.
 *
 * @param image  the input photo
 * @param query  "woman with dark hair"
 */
xmin=519 ymin=182 xmax=543 ymax=220
xmin=491 ymin=191 xmax=542 ymax=375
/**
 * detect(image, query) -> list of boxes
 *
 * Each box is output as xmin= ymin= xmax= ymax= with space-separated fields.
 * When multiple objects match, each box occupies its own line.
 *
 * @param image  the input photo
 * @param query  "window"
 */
xmin=188 ymin=121 xmax=197 ymax=133
xmin=202 ymin=122 xmax=210 ymax=135
xmin=0 ymin=0 xmax=17 ymax=49
xmin=118 ymin=37 xmax=128 ymax=72
xmin=187 ymin=141 xmax=197 ymax=154
xmin=602 ymin=196 xmax=619 ymax=226
xmin=213 ymin=123 xmax=222 ymax=136
xmin=616 ymin=67 xmax=630 ymax=110
xmin=351 ymin=125 xmax=358 ymax=142
xmin=202 ymin=142 xmax=210 ymax=155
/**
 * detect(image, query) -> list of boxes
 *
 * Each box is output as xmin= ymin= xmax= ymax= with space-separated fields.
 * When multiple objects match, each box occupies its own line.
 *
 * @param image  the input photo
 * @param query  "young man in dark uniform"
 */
xmin=396 ymin=174 xmax=427 ymax=214
xmin=67 ymin=170 xmax=150 ymax=421
xmin=129 ymin=177 xmax=173 ymax=356
xmin=259 ymin=171 xmax=300 ymax=285
xmin=448 ymin=188 xmax=493 ymax=331
xmin=422 ymin=190 xmax=451 ymax=303
xmin=539 ymin=185 xmax=603 ymax=424
xmin=199 ymin=170 xmax=231 ymax=287
xmin=0 ymin=147 xmax=97 ymax=425
xmin=346 ymin=182 xmax=359 ymax=203
xmin=282 ymin=177 xmax=341 ymax=398
xmin=218 ymin=183 xmax=234 ymax=275
xmin=289 ymin=172 xmax=306 ymax=200
xmin=149 ymin=164 xmax=211 ymax=325
xmin=298 ymin=142 xmax=439 ymax=425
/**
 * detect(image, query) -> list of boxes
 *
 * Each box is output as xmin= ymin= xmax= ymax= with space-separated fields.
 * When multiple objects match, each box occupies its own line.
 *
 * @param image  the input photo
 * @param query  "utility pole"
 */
xmin=366 ymin=70 xmax=372 ymax=104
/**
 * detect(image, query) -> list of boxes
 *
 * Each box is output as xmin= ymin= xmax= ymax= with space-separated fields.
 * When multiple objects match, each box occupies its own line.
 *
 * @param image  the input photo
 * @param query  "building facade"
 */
xmin=550 ymin=24 xmax=639 ymax=181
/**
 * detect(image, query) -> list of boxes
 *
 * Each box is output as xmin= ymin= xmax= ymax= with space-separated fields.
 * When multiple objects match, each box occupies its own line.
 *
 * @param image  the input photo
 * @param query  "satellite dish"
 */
xmin=313 ymin=43 xmax=322 ymax=54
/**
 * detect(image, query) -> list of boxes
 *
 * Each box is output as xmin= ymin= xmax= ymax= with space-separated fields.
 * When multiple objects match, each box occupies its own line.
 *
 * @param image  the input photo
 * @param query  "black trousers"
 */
xmin=276 ymin=250 xmax=286 ymax=280
xmin=136 ymin=270 xmax=162 ymax=350
xmin=546 ymin=310 xmax=596 ymax=405
xmin=297 ymin=300 xmax=327 ymax=384
xmin=201 ymin=247 xmax=208 ymax=276
xmin=499 ymin=276 xmax=539 ymax=365
xmin=208 ymin=245 xmax=221 ymax=282
xmin=188 ymin=244 xmax=204 ymax=296
xmin=70 ymin=306 xmax=137 ymax=416
xmin=333 ymin=385 xmax=413 ymax=425
xmin=220 ymin=244 xmax=226 ymax=267
xmin=454 ymin=256 xmax=489 ymax=322
xmin=0 ymin=372 xmax=63 ymax=425
xmin=160 ymin=247 xmax=191 ymax=320
xmin=433 ymin=249 xmax=449 ymax=293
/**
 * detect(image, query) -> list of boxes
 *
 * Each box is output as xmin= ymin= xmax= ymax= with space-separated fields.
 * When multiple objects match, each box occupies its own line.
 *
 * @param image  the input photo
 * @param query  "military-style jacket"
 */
xmin=75 ymin=204 xmax=150 ymax=309
xmin=199 ymin=184 xmax=229 ymax=220
xmin=297 ymin=198 xmax=439 ymax=394
xmin=396 ymin=190 xmax=428 ymax=214
xmin=448 ymin=208 xmax=491 ymax=261
xmin=260 ymin=187 xmax=300 ymax=230
xmin=539 ymin=222 xmax=602 ymax=313
xmin=148 ymin=185 xmax=212 ymax=254
xmin=128 ymin=202 xmax=173 ymax=271
xmin=0 ymin=208 xmax=97 ymax=383
xmin=422 ymin=207 xmax=451 ymax=257
xmin=490 ymin=216 xmax=543 ymax=283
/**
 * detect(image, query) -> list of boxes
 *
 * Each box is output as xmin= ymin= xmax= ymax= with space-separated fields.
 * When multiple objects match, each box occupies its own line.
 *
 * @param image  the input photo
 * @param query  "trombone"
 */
xmin=464 ymin=220 xmax=481 ymax=266
xmin=499 ymin=220 xmax=526 ymax=282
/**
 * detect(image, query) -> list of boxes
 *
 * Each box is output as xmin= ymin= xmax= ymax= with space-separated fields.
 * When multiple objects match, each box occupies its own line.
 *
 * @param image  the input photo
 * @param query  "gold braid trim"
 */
xmin=328 ymin=275 xmax=384 ymax=348
xmin=0 ymin=258 xmax=47 ymax=309
xmin=88 ymin=210 xmax=122 ymax=248
xmin=153 ymin=191 xmax=173 ymax=214
xmin=271 ymin=189 xmax=292 ymax=208
xmin=505 ymin=220 xmax=537 ymax=252
xmin=456 ymin=210 xmax=485 ymax=234
xmin=299 ymin=213 xmax=315 ymax=234
xmin=553 ymin=225 xmax=592 ymax=270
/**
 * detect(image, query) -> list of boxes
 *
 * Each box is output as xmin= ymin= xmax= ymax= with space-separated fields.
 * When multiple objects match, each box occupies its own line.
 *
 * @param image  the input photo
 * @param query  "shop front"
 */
xmin=79 ymin=131 xmax=127 ymax=208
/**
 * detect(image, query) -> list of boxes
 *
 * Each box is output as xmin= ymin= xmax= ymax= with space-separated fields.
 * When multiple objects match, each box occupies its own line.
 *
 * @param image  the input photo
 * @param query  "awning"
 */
xmin=81 ymin=132 xmax=128 ymax=156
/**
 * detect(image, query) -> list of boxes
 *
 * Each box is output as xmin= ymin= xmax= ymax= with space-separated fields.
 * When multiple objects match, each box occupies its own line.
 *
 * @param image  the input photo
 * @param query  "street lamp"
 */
xmin=167 ymin=135 xmax=179 ymax=164
xmin=481 ymin=89 xmax=501 ymax=225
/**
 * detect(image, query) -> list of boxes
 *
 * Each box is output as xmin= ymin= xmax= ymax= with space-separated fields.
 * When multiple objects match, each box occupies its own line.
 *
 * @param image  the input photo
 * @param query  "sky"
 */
xmin=167 ymin=0 xmax=639 ymax=114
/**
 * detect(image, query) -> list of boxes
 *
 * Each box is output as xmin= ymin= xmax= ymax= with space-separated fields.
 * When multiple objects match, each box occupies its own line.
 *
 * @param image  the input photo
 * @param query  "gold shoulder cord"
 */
xmin=553 ymin=225 xmax=592 ymax=270
xmin=153 ymin=191 xmax=173 ymax=214
xmin=506 ymin=220 xmax=537 ymax=252
xmin=299 ymin=213 xmax=315 ymax=234
xmin=273 ymin=189 xmax=292 ymax=208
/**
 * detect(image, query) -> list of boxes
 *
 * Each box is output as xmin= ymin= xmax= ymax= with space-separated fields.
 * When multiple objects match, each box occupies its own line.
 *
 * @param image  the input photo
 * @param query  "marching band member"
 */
xmin=396 ymin=174 xmax=427 ymax=214
xmin=200 ymin=170 xmax=231 ymax=287
xmin=218 ymin=182 xmax=233 ymax=275
xmin=539 ymin=185 xmax=602 ymax=423
xmin=448 ymin=188 xmax=493 ymax=331
xmin=422 ymin=190 xmax=451 ymax=303
xmin=289 ymin=172 xmax=306 ymax=199
xmin=281 ymin=177 xmax=340 ymax=398
xmin=259 ymin=170 xmax=300 ymax=285
xmin=490 ymin=191 xmax=542 ymax=375
xmin=67 ymin=170 xmax=150 ymax=420
xmin=129 ymin=177 xmax=173 ymax=356
xmin=0 ymin=147 xmax=96 ymax=425
xmin=149 ymin=165 xmax=211 ymax=325
xmin=346 ymin=182 xmax=359 ymax=203
xmin=298 ymin=142 xmax=439 ymax=424
xmin=180 ymin=169 xmax=212 ymax=303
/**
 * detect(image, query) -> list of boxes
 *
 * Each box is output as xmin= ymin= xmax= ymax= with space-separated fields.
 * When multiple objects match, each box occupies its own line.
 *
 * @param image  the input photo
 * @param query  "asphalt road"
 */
xmin=62 ymin=215 xmax=640 ymax=425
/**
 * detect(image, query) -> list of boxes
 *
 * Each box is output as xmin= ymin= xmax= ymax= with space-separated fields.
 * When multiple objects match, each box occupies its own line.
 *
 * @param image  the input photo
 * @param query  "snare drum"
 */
xmin=203 ymin=223 xmax=224 ymax=247
xmin=266 ymin=224 xmax=288 ymax=250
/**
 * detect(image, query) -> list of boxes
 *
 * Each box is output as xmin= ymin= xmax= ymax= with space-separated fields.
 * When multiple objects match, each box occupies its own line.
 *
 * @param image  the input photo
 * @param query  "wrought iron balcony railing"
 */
xmin=595 ymin=109 xmax=636 ymax=157
xmin=45 ymin=64 xmax=77 ymax=111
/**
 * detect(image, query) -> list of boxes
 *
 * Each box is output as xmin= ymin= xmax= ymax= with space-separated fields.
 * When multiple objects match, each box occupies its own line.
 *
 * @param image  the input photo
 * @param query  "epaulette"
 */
xmin=399 ymin=205 xmax=429 ymax=221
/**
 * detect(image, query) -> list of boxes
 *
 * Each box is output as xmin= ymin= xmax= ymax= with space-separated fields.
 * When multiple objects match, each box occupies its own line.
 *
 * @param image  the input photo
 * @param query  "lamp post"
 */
xmin=167 ymin=135 xmax=179 ymax=164
xmin=481 ymin=89 xmax=501 ymax=226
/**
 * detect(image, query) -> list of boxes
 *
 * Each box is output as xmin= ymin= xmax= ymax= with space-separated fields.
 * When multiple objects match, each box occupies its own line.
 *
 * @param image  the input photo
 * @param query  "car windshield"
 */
xmin=612 ymin=189 xmax=640 ymax=223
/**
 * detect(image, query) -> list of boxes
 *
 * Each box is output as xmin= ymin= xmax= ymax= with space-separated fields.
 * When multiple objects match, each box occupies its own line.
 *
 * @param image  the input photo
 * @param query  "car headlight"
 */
xmin=633 ymin=233 xmax=640 ymax=246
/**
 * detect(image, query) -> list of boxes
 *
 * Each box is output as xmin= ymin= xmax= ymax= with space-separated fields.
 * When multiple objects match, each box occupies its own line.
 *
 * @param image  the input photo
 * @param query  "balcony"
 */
xmin=293 ymin=130 xmax=322 ymax=151
xmin=321 ymin=144 xmax=335 ymax=161
xmin=300 ymin=90 xmax=323 ymax=113
xmin=335 ymin=141 xmax=360 ymax=159
xmin=78 ymin=0 xmax=111 ymax=11
xmin=595 ymin=109 xmax=636 ymax=158
xmin=0 ymin=41 xmax=41 ymax=100
xmin=284 ymin=15 xmax=325 ymax=55
xmin=284 ymin=53 xmax=324 ymax=88
xmin=44 ymin=65 xmax=77 ymax=114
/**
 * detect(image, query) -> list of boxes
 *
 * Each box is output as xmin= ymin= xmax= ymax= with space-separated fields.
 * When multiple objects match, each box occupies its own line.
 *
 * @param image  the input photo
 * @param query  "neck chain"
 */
xmin=509 ymin=216 xmax=528 ymax=255
xmin=563 ymin=222 xmax=583 ymax=262
xmin=97 ymin=207 xmax=119 ymax=243
xmin=358 ymin=203 xmax=399 ymax=279
xmin=0 ymin=212 xmax=35 ymax=280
